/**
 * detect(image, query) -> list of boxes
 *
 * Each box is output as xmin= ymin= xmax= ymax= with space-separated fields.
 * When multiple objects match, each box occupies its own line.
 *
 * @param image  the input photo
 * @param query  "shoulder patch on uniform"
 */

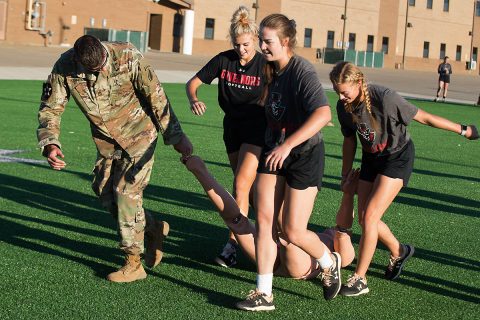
xmin=41 ymin=75 xmax=53 ymax=101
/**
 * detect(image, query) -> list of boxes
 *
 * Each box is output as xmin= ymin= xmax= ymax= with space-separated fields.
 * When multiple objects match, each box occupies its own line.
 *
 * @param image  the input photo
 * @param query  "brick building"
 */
xmin=1 ymin=0 xmax=480 ymax=73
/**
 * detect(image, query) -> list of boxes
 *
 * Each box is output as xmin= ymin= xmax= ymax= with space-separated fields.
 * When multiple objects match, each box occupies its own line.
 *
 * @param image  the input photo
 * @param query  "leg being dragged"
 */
xmin=183 ymin=155 xmax=256 ymax=262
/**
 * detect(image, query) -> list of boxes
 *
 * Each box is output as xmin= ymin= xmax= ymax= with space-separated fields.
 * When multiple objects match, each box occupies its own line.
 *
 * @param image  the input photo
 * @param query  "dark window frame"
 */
xmin=204 ymin=18 xmax=215 ymax=40
xmin=304 ymin=28 xmax=312 ymax=48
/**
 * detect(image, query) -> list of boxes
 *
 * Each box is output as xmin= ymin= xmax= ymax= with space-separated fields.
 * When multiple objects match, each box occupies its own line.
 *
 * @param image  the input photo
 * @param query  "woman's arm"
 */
xmin=341 ymin=135 xmax=357 ymax=177
xmin=265 ymin=106 xmax=331 ymax=171
xmin=413 ymin=109 xmax=479 ymax=140
xmin=186 ymin=76 xmax=207 ymax=115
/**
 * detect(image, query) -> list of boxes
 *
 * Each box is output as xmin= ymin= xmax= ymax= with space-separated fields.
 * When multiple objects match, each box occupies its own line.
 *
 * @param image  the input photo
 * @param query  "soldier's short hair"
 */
xmin=74 ymin=35 xmax=106 ymax=71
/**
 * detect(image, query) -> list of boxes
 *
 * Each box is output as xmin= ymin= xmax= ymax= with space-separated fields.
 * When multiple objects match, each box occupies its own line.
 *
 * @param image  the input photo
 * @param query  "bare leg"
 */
xmin=225 ymin=144 xmax=262 ymax=243
xmin=436 ymin=81 xmax=444 ymax=98
xmin=282 ymin=186 xmax=330 ymax=259
xmin=355 ymin=176 xmax=403 ymax=278
xmin=255 ymin=173 xmax=285 ymax=275
xmin=184 ymin=156 xmax=256 ymax=261
xmin=443 ymin=83 xmax=449 ymax=99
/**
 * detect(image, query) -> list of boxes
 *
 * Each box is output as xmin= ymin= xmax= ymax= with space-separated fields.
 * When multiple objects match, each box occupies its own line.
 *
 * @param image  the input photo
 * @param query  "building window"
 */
xmin=348 ymin=33 xmax=356 ymax=50
xmin=304 ymin=28 xmax=312 ymax=48
xmin=427 ymin=0 xmax=433 ymax=9
xmin=327 ymin=30 xmax=334 ymax=48
xmin=440 ymin=43 xmax=446 ymax=59
xmin=423 ymin=41 xmax=430 ymax=58
xmin=382 ymin=37 xmax=389 ymax=54
xmin=204 ymin=18 xmax=214 ymax=39
xmin=473 ymin=47 xmax=478 ymax=61
xmin=443 ymin=0 xmax=449 ymax=12
xmin=366 ymin=35 xmax=374 ymax=52
xmin=408 ymin=0 xmax=415 ymax=6
xmin=456 ymin=45 xmax=462 ymax=61
xmin=476 ymin=1 xmax=480 ymax=16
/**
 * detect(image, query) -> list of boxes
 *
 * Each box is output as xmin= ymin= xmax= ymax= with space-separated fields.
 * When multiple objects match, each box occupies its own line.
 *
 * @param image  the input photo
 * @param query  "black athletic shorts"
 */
xmin=257 ymin=141 xmax=325 ymax=190
xmin=439 ymin=74 xmax=450 ymax=83
xmin=223 ymin=116 xmax=266 ymax=154
xmin=360 ymin=139 xmax=415 ymax=187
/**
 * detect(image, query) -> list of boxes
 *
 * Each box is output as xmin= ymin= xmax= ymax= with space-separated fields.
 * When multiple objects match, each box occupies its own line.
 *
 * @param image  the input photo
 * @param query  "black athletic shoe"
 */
xmin=340 ymin=274 xmax=369 ymax=297
xmin=214 ymin=242 xmax=237 ymax=268
xmin=385 ymin=244 xmax=415 ymax=280
xmin=320 ymin=252 xmax=342 ymax=300
xmin=236 ymin=290 xmax=275 ymax=311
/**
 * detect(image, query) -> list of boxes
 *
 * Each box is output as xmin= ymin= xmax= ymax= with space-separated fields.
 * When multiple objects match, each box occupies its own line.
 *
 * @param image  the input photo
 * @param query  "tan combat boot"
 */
xmin=145 ymin=220 xmax=170 ymax=268
xmin=107 ymin=254 xmax=147 ymax=283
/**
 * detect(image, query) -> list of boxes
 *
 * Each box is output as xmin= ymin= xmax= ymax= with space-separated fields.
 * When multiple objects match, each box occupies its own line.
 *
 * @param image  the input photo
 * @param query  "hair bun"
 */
xmin=290 ymin=19 xmax=297 ymax=29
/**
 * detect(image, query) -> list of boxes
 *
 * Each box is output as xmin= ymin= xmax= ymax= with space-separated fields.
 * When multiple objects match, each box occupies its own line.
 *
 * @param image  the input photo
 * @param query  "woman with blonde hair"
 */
xmin=186 ymin=6 xmax=266 ymax=268
xmin=329 ymin=61 xmax=478 ymax=296
xmin=235 ymin=13 xmax=339 ymax=311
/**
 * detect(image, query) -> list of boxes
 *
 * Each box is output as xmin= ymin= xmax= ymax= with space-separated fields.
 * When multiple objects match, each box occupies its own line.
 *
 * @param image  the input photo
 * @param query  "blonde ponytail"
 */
xmin=229 ymin=6 xmax=258 ymax=44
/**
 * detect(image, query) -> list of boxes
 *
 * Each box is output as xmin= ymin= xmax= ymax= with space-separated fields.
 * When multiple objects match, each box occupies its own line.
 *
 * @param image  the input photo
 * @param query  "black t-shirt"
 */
xmin=264 ymin=55 xmax=329 ymax=154
xmin=438 ymin=62 xmax=452 ymax=75
xmin=337 ymin=84 xmax=418 ymax=155
xmin=196 ymin=49 xmax=266 ymax=121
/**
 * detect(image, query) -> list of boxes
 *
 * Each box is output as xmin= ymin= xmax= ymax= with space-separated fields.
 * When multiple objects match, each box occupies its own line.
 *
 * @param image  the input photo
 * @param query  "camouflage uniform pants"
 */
xmin=91 ymin=148 xmax=154 ymax=255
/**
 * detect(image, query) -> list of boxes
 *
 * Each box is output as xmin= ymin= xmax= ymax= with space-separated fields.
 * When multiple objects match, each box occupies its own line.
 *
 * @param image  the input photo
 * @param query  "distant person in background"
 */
xmin=186 ymin=6 xmax=267 ymax=268
xmin=434 ymin=56 xmax=452 ymax=102
xmin=37 ymin=35 xmax=192 ymax=283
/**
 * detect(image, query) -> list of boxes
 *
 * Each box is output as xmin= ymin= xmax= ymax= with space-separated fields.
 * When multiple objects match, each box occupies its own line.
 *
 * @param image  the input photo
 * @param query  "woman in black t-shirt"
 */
xmin=236 ymin=14 xmax=339 ymax=312
xmin=330 ymin=61 xmax=478 ymax=297
xmin=434 ymin=56 xmax=452 ymax=102
xmin=186 ymin=6 xmax=266 ymax=268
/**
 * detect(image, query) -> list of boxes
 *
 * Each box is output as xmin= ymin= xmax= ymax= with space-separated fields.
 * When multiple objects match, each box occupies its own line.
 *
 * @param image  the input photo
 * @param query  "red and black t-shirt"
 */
xmin=196 ymin=49 xmax=266 ymax=121
xmin=337 ymin=84 xmax=418 ymax=155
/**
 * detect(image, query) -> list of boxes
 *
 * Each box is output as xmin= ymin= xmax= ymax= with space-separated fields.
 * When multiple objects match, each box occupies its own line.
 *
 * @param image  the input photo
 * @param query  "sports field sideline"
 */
xmin=0 ymin=78 xmax=478 ymax=319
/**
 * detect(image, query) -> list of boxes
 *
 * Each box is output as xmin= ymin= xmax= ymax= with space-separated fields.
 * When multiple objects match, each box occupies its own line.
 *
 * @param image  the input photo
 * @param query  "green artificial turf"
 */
xmin=0 ymin=80 xmax=479 ymax=319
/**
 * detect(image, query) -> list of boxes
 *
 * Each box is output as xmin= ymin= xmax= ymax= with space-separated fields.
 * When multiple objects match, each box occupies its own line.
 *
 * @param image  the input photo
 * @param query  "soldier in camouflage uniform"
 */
xmin=37 ymin=35 xmax=193 ymax=282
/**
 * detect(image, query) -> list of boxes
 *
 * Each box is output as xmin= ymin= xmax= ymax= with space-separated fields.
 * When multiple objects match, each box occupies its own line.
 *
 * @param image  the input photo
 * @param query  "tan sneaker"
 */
xmin=107 ymin=254 xmax=147 ymax=283
xmin=145 ymin=220 xmax=170 ymax=268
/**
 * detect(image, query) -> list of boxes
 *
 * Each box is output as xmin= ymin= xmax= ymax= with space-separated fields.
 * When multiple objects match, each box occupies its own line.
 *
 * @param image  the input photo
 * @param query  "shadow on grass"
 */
xmin=311 ymin=224 xmax=480 ymax=303
xmin=1 ymin=164 xmax=478 ymax=304
xmin=0 ymin=210 xmax=117 ymax=276
xmin=148 ymin=256 xmax=313 ymax=309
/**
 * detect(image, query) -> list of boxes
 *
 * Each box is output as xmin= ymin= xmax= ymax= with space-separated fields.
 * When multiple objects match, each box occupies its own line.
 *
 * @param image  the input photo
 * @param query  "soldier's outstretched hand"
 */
xmin=173 ymin=134 xmax=193 ymax=158
xmin=45 ymin=144 xmax=66 ymax=170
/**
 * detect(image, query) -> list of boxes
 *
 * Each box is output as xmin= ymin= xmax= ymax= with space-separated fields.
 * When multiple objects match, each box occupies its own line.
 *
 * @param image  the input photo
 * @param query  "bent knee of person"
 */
xmin=360 ymin=214 xmax=381 ymax=231
xmin=233 ymin=176 xmax=252 ymax=195
xmin=283 ymin=227 xmax=306 ymax=246
xmin=341 ymin=250 xmax=355 ymax=268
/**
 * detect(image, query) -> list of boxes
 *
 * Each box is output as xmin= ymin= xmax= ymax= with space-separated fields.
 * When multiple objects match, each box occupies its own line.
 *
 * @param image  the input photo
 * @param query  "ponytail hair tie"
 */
xmin=289 ymin=19 xmax=297 ymax=29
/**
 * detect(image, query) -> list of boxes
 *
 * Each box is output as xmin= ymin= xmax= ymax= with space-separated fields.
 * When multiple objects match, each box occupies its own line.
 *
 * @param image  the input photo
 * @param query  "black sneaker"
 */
xmin=214 ymin=242 xmax=237 ymax=268
xmin=235 ymin=290 xmax=275 ymax=311
xmin=385 ymin=244 xmax=415 ymax=280
xmin=320 ymin=252 xmax=342 ymax=300
xmin=340 ymin=274 xmax=369 ymax=297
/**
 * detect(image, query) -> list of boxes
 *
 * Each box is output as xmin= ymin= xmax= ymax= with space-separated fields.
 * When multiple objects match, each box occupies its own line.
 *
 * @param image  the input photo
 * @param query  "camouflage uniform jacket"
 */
xmin=37 ymin=42 xmax=184 ymax=159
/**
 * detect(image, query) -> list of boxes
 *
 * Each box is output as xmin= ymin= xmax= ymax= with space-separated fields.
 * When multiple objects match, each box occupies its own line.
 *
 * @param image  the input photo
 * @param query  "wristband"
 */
xmin=335 ymin=225 xmax=351 ymax=233
xmin=460 ymin=124 xmax=468 ymax=136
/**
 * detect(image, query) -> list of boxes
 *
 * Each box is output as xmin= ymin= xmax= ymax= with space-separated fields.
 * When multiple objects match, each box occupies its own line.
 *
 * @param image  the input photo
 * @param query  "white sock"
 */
xmin=316 ymin=250 xmax=333 ymax=269
xmin=256 ymin=273 xmax=273 ymax=296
